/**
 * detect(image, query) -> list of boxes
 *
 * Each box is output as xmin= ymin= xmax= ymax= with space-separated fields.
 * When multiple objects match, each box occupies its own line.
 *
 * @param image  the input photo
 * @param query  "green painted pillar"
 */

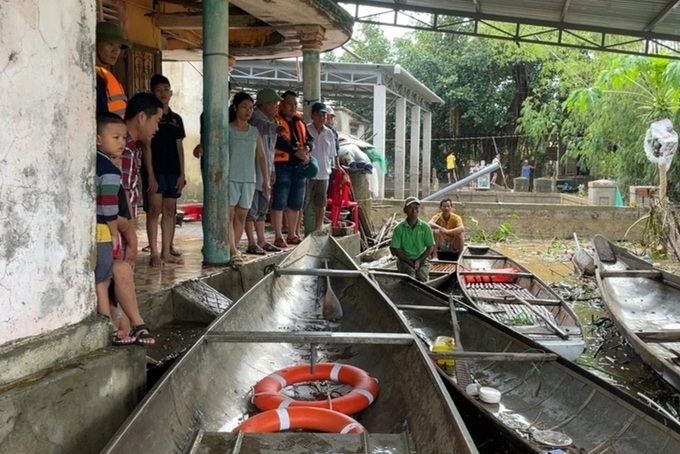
xmin=202 ymin=0 xmax=231 ymax=264
xmin=299 ymin=26 xmax=324 ymax=235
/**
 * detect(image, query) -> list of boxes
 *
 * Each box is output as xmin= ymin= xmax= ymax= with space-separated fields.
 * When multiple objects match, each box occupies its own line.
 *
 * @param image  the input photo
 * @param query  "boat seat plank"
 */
xmin=428 ymin=351 xmax=558 ymax=361
xmin=195 ymin=432 xmax=414 ymax=453
xmin=272 ymin=268 xmax=366 ymax=278
xmin=599 ymin=270 xmax=662 ymax=278
xmin=459 ymin=271 xmax=533 ymax=277
xmin=474 ymin=296 xmax=561 ymax=305
xmin=396 ymin=304 xmax=449 ymax=312
xmin=636 ymin=330 xmax=680 ymax=342
xmin=512 ymin=325 xmax=582 ymax=336
xmin=205 ymin=331 xmax=415 ymax=345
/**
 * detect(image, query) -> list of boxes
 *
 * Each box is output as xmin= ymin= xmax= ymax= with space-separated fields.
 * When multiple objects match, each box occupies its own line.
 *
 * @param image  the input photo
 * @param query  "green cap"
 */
xmin=256 ymin=88 xmax=283 ymax=105
xmin=96 ymin=21 xmax=130 ymax=49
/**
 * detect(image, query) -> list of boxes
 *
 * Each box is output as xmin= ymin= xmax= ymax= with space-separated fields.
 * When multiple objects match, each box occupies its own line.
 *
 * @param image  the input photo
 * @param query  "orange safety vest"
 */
xmin=274 ymin=113 xmax=308 ymax=164
xmin=96 ymin=66 xmax=127 ymax=117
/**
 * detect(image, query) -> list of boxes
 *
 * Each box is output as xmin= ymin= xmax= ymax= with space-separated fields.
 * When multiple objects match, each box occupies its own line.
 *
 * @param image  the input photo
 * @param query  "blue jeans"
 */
xmin=272 ymin=165 xmax=306 ymax=211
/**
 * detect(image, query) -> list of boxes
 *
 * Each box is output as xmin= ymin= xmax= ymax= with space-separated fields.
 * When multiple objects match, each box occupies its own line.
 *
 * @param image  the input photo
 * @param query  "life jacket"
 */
xmin=96 ymin=65 xmax=127 ymax=117
xmin=274 ymin=113 xmax=307 ymax=164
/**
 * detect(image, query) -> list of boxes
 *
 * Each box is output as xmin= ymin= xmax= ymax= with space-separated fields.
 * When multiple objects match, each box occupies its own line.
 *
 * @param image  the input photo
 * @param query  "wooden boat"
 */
xmin=594 ymin=234 xmax=680 ymax=392
xmin=371 ymin=272 xmax=680 ymax=453
xmin=454 ymin=247 xmax=585 ymax=360
xmin=103 ymin=233 xmax=477 ymax=453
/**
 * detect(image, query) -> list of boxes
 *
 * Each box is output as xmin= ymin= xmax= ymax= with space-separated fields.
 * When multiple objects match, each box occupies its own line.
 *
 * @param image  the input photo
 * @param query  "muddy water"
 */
xmin=495 ymin=240 xmax=680 ymax=418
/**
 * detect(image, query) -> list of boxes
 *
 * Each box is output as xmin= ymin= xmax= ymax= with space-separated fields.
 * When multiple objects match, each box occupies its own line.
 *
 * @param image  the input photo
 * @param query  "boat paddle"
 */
xmin=322 ymin=259 xmax=343 ymax=320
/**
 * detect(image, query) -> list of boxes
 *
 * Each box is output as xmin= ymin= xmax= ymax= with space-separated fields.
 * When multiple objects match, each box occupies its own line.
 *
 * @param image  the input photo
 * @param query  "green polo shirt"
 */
xmin=391 ymin=218 xmax=435 ymax=260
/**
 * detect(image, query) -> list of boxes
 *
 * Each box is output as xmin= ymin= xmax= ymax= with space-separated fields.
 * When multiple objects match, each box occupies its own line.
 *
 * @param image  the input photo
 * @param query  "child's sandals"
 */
xmin=112 ymin=329 xmax=136 ymax=346
xmin=130 ymin=324 xmax=156 ymax=345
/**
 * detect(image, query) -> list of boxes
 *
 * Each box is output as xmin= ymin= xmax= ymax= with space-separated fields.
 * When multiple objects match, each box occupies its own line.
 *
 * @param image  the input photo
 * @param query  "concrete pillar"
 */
xmin=394 ymin=97 xmax=407 ymax=199
xmin=422 ymin=111 xmax=432 ymax=196
xmin=298 ymin=25 xmax=324 ymax=122
xmin=373 ymin=85 xmax=387 ymax=197
xmin=409 ymin=105 xmax=421 ymax=198
xmin=201 ymin=0 xmax=231 ymax=264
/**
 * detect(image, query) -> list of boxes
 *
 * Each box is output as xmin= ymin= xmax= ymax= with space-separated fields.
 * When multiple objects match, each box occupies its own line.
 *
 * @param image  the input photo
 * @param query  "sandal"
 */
xmin=287 ymin=236 xmax=302 ymax=245
xmin=246 ymin=244 xmax=267 ymax=255
xmin=130 ymin=324 xmax=156 ymax=346
xmin=231 ymin=252 xmax=245 ymax=265
xmin=273 ymin=238 xmax=288 ymax=249
xmin=112 ymin=329 xmax=136 ymax=346
xmin=262 ymin=242 xmax=281 ymax=252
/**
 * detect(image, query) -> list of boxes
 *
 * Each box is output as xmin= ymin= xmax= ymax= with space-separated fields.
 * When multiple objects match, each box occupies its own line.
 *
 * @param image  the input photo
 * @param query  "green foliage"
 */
xmin=491 ymin=220 xmax=514 ymax=242
xmin=501 ymin=312 xmax=535 ymax=326
xmin=468 ymin=216 xmax=515 ymax=243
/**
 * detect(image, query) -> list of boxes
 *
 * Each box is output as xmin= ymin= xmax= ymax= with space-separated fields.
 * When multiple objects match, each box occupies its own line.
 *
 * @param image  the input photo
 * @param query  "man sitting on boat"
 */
xmin=428 ymin=198 xmax=465 ymax=260
xmin=390 ymin=197 xmax=435 ymax=282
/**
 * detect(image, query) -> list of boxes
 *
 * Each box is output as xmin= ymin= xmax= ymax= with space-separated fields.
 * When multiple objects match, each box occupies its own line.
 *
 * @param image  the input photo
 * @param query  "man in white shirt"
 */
xmin=306 ymin=102 xmax=342 ymax=232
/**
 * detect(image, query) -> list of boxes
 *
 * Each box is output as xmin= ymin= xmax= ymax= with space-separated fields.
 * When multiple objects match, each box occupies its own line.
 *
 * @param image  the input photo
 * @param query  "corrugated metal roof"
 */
xmin=341 ymin=0 xmax=680 ymax=56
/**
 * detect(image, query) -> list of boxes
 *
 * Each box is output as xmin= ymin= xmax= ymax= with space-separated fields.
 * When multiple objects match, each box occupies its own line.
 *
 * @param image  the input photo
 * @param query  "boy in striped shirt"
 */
xmin=95 ymin=113 xmax=127 ymax=318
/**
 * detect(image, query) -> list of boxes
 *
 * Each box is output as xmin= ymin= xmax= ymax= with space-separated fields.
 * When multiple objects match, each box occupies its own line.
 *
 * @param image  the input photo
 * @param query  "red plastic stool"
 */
xmin=327 ymin=198 xmax=359 ymax=233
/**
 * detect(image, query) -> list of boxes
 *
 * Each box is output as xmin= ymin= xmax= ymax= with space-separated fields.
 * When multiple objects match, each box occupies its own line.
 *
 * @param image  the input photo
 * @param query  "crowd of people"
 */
xmin=94 ymin=21 xmax=348 ymax=344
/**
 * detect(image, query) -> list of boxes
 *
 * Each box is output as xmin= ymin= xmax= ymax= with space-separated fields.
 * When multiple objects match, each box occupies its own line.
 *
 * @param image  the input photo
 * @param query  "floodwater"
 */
xmin=495 ymin=240 xmax=680 ymax=419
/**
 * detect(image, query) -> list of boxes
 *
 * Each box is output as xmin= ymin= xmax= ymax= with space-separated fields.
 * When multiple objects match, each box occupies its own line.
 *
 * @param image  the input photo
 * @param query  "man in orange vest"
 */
xmin=271 ymin=91 xmax=314 ymax=248
xmin=96 ymin=21 xmax=129 ymax=117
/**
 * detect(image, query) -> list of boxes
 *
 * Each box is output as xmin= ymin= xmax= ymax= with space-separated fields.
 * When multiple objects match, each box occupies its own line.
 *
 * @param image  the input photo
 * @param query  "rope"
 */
xmin=263 ymin=264 xmax=280 ymax=276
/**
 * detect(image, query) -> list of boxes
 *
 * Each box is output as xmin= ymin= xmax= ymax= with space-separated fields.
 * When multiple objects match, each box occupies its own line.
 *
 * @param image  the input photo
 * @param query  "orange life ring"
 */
xmin=252 ymin=363 xmax=379 ymax=415
xmin=463 ymin=267 xmax=519 ymax=283
xmin=234 ymin=407 xmax=366 ymax=433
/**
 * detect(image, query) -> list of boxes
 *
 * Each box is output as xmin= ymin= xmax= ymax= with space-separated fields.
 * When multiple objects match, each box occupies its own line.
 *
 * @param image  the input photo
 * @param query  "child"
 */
xmin=143 ymin=74 xmax=186 ymax=267
xmin=95 ymin=113 xmax=126 ymax=329
xmin=228 ymin=92 xmax=269 ymax=264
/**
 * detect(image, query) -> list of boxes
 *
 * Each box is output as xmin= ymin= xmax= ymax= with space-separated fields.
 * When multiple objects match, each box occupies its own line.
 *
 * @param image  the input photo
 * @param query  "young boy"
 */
xmin=95 ymin=113 xmax=126 ymax=321
xmin=142 ymin=74 xmax=186 ymax=267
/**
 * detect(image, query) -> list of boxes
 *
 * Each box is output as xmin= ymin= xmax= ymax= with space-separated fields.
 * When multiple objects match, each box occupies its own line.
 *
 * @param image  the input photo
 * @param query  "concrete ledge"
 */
xmin=0 ymin=346 xmax=146 ymax=454
xmin=0 ymin=315 xmax=109 ymax=386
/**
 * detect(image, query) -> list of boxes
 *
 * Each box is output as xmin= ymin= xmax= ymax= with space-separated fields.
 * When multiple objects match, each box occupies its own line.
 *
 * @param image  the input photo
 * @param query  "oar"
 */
xmin=501 ymin=290 xmax=569 ymax=340
xmin=449 ymin=293 xmax=471 ymax=387
xmin=322 ymin=260 xmax=343 ymax=321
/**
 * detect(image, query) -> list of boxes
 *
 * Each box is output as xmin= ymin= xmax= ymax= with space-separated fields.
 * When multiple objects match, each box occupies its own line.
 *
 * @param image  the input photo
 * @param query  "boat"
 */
xmin=594 ymin=234 xmax=680 ymax=392
xmin=371 ymin=271 xmax=680 ymax=453
xmin=454 ymin=247 xmax=585 ymax=360
xmin=102 ymin=233 xmax=477 ymax=453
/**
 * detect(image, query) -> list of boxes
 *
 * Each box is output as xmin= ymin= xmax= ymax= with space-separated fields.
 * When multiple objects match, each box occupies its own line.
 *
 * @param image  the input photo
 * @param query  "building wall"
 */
xmin=0 ymin=0 xmax=96 ymax=344
xmin=162 ymin=61 xmax=203 ymax=202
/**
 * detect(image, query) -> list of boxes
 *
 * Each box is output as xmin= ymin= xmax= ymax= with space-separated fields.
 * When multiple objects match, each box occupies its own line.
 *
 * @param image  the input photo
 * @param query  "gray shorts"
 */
xmin=229 ymin=181 xmax=256 ymax=209
xmin=247 ymin=190 xmax=269 ymax=222
xmin=305 ymin=179 xmax=330 ymax=209
xmin=396 ymin=258 xmax=430 ymax=283
xmin=95 ymin=242 xmax=114 ymax=284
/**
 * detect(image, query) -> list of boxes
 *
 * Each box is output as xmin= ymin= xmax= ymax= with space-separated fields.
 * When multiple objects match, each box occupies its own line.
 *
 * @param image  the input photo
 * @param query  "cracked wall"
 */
xmin=0 ymin=1 xmax=96 ymax=344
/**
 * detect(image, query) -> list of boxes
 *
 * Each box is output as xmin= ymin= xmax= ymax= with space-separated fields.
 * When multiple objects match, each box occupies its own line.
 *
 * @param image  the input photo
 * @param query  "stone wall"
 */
xmin=0 ymin=0 xmax=96 ymax=344
xmin=370 ymin=199 xmax=647 ymax=241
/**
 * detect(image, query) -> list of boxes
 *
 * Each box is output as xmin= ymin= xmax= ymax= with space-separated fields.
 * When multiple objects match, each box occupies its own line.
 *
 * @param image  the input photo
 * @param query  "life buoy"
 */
xmin=234 ymin=407 xmax=366 ymax=433
xmin=252 ymin=363 xmax=379 ymax=415
xmin=463 ymin=267 xmax=519 ymax=284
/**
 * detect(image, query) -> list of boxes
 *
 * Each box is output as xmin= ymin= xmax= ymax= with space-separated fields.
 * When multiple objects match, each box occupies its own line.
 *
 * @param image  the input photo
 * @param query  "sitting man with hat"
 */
xmin=390 ymin=197 xmax=435 ymax=282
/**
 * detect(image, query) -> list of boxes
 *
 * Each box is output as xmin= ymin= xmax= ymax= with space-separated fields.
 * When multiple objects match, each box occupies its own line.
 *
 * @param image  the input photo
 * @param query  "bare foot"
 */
xmin=161 ymin=252 xmax=184 ymax=265
xmin=149 ymin=255 xmax=166 ymax=268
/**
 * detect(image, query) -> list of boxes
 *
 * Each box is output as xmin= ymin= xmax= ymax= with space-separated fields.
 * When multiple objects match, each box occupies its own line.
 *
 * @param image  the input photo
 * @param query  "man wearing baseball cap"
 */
xmin=390 ymin=196 xmax=435 ymax=282
xmin=96 ymin=21 xmax=129 ymax=116
xmin=245 ymin=88 xmax=285 ymax=255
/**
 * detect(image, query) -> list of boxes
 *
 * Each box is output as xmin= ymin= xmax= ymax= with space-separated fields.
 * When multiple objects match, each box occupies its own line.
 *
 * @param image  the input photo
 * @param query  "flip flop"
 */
xmin=130 ymin=324 xmax=155 ymax=346
xmin=287 ymin=236 xmax=302 ymax=245
xmin=246 ymin=244 xmax=267 ymax=255
xmin=262 ymin=242 xmax=281 ymax=252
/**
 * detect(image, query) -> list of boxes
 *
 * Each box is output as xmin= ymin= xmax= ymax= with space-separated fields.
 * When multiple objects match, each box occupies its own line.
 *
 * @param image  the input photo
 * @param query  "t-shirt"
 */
xmin=96 ymin=150 xmax=121 ymax=243
xmin=446 ymin=153 xmax=456 ymax=170
xmin=429 ymin=212 xmax=463 ymax=241
xmin=121 ymin=134 xmax=141 ymax=208
xmin=307 ymin=123 xmax=337 ymax=180
xmin=391 ymin=218 xmax=435 ymax=260
xmin=521 ymin=165 xmax=532 ymax=178
xmin=149 ymin=108 xmax=186 ymax=175
xmin=229 ymin=124 xmax=259 ymax=183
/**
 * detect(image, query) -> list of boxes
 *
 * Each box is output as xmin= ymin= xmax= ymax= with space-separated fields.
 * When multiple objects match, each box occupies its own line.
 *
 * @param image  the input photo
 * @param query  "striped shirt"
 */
xmin=121 ymin=134 xmax=140 ymax=210
xmin=96 ymin=151 xmax=121 ymax=242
